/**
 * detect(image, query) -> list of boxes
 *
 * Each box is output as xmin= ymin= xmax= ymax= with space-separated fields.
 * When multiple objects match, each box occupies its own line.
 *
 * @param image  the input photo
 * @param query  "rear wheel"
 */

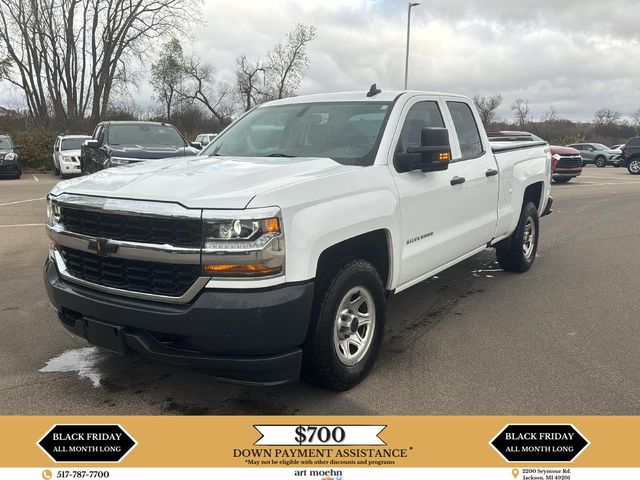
xmin=303 ymin=259 xmax=386 ymax=391
xmin=595 ymin=156 xmax=606 ymax=167
xmin=628 ymin=159 xmax=640 ymax=175
xmin=495 ymin=202 xmax=539 ymax=273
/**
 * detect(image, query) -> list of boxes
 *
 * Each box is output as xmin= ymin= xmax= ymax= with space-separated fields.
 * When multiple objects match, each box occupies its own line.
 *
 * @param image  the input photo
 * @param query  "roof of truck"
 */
xmin=262 ymin=90 xmax=468 ymax=106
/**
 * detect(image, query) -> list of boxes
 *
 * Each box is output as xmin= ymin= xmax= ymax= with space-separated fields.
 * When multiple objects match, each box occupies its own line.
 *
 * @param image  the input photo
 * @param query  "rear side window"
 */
xmin=446 ymin=101 xmax=484 ymax=160
xmin=629 ymin=138 xmax=640 ymax=146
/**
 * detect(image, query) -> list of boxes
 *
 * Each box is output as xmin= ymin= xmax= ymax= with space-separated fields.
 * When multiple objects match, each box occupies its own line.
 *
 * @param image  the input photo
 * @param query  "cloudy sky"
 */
xmin=2 ymin=0 xmax=639 ymax=121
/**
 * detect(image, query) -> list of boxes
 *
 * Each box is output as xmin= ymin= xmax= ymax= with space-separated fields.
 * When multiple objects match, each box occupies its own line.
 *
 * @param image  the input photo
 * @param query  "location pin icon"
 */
xmin=512 ymin=468 xmax=520 ymax=478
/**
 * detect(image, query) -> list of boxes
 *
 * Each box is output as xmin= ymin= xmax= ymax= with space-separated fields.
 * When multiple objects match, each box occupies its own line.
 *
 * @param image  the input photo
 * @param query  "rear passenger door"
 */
xmin=444 ymin=100 xmax=500 ymax=248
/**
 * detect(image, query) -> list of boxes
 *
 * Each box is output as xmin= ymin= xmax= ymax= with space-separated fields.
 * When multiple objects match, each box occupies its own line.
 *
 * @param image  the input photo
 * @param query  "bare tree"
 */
xmin=179 ymin=58 xmax=233 ymax=123
xmin=265 ymin=23 xmax=317 ymax=101
xmin=593 ymin=108 xmax=621 ymax=126
xmin=151 ymin=38 xmax=185 ymax=120
xmin=236 ymin=55 xmax=267 ymax=112
xmin=0 ymin=0 xmax=197 ymax=126
xmin=472 ymin=94 xmax=502 ymax=125
xmin=542 ymin=105 xmax=558 ymax=123
xmin=511 ymin=98 xmax=530 ymax=128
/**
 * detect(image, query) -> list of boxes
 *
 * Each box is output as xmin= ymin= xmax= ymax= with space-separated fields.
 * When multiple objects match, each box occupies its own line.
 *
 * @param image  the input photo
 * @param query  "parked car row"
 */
xmin=566 ymin=143 xmax=622 ymax=168
xmin=51 ymin=123 xmax=218 ymax=177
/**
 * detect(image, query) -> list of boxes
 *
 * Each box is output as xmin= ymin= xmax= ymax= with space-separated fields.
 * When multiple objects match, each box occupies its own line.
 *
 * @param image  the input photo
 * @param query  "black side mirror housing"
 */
xmin=191 ymin=141 xmax=203 ymax=150
xmin=395 ymin=127 xmax=452 ymax=173
xmin=84 ymin=139 xmax=99 ymax=149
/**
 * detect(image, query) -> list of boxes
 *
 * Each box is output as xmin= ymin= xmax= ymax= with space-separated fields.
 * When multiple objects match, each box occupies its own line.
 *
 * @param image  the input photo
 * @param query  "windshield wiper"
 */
xmin=264 ymin=153 xmax=297 ymax=158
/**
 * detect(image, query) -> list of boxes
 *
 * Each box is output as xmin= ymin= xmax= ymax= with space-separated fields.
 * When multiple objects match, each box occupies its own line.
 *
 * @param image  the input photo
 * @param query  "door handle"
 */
xmin=485 ymin=169 xmax=498 ymax=177
xmin=450 ymin=176 xmax=466 ymax=186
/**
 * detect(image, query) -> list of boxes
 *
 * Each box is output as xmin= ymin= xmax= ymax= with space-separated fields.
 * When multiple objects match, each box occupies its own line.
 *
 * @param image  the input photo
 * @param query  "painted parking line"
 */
xmin=0 ymin=223 xmax=44 ymax=228
xmin=0 ymin=197 xmax=46 ymax=207
xmin=32 ymin=175 xmax=39 ymax=182
xmin=559 ymin=181 xmax=640 ymax=187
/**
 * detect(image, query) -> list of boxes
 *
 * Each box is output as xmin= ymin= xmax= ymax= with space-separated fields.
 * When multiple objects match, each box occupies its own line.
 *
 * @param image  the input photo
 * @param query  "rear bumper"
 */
xmin=0 ymin=163 xmax=19 ymax=176
xmin=44 ymin=257 xmax=314 ymax=385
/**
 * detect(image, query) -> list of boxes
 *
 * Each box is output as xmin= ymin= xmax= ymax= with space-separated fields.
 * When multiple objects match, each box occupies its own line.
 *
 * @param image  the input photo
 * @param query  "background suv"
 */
xmin=81 ymin=121 xmax=199 ymax=174
xmin=568 ymin=143 xmax=621 ymax=167
xmin=53 ymin=135 xmax=91 ymax=178
xmin=620 ymin=137 xmax=640 ymax=174
xmin=0 ymin=133 xmax=21 ymax=179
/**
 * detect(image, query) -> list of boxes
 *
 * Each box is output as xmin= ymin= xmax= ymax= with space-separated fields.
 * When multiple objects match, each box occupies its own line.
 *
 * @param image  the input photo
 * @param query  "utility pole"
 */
xmin=404 ymin=2 xmax=421 ymax=90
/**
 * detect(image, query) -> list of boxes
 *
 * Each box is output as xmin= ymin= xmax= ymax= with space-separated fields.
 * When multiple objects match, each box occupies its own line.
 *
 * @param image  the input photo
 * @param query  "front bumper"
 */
xmin=44 ymin=257 xmax=314 ymax=385
xmin=59 ymin=159 xmax=81 ymax=174
xmin=0 ymin=162 xmax=19 ymax=177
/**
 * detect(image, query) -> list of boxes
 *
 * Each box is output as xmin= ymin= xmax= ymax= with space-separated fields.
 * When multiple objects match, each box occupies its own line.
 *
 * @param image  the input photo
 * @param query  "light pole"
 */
xmin=404 ymin=2 xmax=420 ymax=90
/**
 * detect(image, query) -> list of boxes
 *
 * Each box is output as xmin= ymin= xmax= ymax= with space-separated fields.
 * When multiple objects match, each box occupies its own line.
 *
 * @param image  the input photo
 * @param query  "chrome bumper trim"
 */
xmin=52 ymin=249 xmax=209 ymax=304
xmin=46 ymin=224 xmax=201 ymax=265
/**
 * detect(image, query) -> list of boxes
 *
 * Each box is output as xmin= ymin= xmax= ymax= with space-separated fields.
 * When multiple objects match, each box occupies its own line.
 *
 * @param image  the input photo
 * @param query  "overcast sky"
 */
xmin=1 ymin=0 xmax=638 ymax=122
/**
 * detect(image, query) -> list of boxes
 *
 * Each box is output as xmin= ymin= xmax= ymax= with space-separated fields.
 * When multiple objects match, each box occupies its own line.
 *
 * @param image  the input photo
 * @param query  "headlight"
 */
xmin=46 ymin=198 xmax=61 ymax=226
xmin=551 ymin=154 xmax=561 ymax=161
xmin=110 ymin=157 xmax=131 ymax=166
xmin=202 ymin=208 xmax=284 ymax=277
xmin=4 ymin=152 xmax=16 ymax=162
xmin=60 ymin=155 xmax=74 ymax=162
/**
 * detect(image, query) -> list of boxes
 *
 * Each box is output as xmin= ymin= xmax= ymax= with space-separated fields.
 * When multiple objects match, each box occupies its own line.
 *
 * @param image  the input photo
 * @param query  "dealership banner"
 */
xmin=0 ymin=416 xmax=639 ymax=479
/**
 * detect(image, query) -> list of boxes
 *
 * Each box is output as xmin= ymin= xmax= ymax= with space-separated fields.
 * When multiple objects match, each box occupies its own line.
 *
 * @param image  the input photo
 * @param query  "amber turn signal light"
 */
xmin=439 ymin=152 xmax=450 ymax=161
xmin=203 ymin=263 xmax=283 ymax=277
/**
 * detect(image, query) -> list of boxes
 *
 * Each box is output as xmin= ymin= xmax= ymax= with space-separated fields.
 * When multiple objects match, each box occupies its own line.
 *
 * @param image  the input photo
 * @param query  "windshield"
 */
xmin=108 ymin=124 xmax=185 ymax=147
xmin=0 ymin=135 xmax=13 ymax=149
xmin=202 ymin=102 xmax=393 ymax=165
xmin=61 ymin=138 xmax=87 ymax=150
xmin=592 ymin=143 xmax=610 ymax=150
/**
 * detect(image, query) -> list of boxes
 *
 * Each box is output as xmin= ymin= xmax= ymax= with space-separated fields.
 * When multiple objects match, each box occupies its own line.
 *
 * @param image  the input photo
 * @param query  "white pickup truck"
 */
xmin=44 ymin=88 xmax=552 ymax=390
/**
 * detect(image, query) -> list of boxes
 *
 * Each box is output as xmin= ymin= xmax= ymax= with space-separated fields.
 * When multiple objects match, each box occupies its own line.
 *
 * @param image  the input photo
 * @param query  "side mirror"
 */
xmin=395 ymin=127 xmax=452 ymax=173
xmin=84 ymin=139 xmax=99 ymax=149
xmin=191 ymin=141 xmax=203 ymax=150
xmin=13 ymin=145 xmax=23 ymax=150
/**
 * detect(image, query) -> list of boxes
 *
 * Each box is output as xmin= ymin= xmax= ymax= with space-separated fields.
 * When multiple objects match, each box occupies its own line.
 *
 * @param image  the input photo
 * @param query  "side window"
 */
xmin=629 ymin=138 xmax=640 ymax=146
xmin=96 ymin=126 xmax=105 ymax=145
xmin=446 ymin=101 xmax=484 ymax=160
xmin=395 ymin=101 xmax=444 ymax=156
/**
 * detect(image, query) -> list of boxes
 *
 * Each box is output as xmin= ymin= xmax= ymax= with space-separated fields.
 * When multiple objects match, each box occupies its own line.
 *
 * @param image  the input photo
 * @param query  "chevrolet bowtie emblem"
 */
xmin=88 ymin=238 xmax=119 ymax=257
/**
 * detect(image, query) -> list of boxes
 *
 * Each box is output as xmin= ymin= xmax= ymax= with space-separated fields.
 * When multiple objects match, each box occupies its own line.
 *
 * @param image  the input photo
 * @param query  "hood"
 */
xmin=550 ymin=145 xmax=580 ymax=155
xmin=52 ymin=156 xmax=354 ymax=209
xmin=108 ymin=145 xmax=199 ymax=160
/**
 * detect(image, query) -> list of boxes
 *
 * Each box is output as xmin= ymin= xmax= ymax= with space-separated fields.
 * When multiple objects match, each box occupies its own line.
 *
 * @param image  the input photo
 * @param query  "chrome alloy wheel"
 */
xmin=629 ymin=160 xmax=640 ymax=174
xmin=522 ymin=216 xmax=536 ymax=260
xmin=333 ymin=286 xmax=376 ymax=366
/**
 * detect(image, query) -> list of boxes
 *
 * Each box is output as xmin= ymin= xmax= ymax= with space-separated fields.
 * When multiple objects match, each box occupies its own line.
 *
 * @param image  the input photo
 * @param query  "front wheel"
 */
xmin=595 ymin=156 xmax=606 ymax=167
xmin=495 ymin=202 xmax=540 ymax=273
xmin=627 ymin=159 xmax=640 ymax=175
xmin=303 ymin=259 xmax=386 ymax=391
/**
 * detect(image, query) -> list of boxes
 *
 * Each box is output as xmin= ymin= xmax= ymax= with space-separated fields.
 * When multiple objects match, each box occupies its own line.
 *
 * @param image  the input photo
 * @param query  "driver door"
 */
xmin=390 ymin=97 xmax=470 ymax=288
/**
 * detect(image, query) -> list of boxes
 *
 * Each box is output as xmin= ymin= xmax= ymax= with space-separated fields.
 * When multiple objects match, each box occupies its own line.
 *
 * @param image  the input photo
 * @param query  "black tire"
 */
xmin=553 ymin=177 xmax=571 ymax=183
xmin=54 ymin=163 xmax=60 ymax=176
xmin=595 ymin=156 xmax=606 ymax=168
xmin=495 ymin=202 xmax=539 ymax=273
xmin=303 ymin=258 xmax=386 ymax=391
xmin=627 ymin=158 xmax=640 ymax=175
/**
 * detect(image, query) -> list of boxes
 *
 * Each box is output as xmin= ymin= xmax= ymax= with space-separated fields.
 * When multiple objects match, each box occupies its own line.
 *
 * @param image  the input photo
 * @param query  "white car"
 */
xmin=194 ymin=133 xmax=218 ymax=149
xmin=52 ymin=135 xmax=91 ymax=177
xmin=45 ymin=89 xmax=552 ymax=390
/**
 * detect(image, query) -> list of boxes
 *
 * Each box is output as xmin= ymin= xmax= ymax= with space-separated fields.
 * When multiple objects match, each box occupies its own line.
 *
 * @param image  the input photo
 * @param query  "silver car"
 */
xmin=567 ymin=143 xmax=621 ymax=168
xmin=53 ymin=135 xmax=91 ymax=177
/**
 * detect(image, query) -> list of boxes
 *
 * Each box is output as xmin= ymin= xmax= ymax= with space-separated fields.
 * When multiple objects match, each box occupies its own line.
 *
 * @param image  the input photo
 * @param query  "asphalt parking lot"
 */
xmin=1 ymin=167 xmax=639 ymax=415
